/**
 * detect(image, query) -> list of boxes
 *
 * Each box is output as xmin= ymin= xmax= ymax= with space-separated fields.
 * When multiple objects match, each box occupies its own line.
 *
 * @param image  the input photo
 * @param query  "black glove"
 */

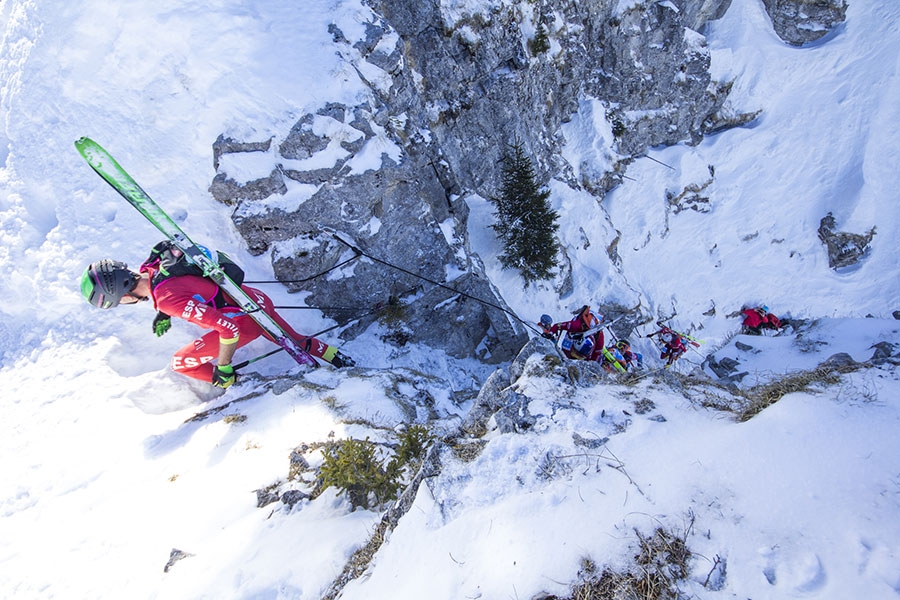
xmin=330 ymin=351 xmax=355 ymax=369
xmin=152 ymin=312 xmax=171 ymax=337
xmin=212 ymin=364 xmax=236 ymax=388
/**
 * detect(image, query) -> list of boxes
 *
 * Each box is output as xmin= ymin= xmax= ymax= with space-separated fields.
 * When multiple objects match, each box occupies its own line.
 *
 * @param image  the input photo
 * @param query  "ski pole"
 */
xmin=232 ymin=321 xmax=357 ymax=371
xmin=232 ymin=348 xmax=284 ymax=371
xmin=273 ymin=305 xmax=368 ymax=312
xmin=626 ymin=366 xmax=666 ymax=382
xmin=606 ymin=326 xmax=619 ymax=344
xmin=637 ymin=153 xmax=676 ymax=171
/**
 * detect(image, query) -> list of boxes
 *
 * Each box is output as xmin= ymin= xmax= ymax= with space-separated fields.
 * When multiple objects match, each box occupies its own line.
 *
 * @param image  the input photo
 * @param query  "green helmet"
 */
xmin=81 ymin=260 xmax=138 ymax=309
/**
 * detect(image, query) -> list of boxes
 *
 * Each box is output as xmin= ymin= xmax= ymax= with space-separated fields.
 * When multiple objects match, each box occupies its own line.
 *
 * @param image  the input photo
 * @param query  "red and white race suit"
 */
xmin=149 ymin=274 xmax=332 ymax=382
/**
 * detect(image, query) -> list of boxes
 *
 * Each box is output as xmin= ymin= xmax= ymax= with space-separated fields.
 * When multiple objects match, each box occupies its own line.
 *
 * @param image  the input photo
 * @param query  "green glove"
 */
xmin=211 ymin=364 xmax=236 ymax=388
xmin=152 ymin=312 xmax=171 ymax=337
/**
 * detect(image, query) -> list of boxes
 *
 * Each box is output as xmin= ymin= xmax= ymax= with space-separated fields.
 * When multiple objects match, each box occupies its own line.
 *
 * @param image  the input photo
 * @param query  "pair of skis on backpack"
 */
xmin=652 ymin=320 xmax=703 ymax=347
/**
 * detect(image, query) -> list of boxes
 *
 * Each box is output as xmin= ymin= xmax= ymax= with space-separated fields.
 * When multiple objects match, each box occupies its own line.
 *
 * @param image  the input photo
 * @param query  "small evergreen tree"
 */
xmin=318 ymin=437 xmax=397 ymax=509
xmin=490 ymin=142 xmax=560 ymax=283
xmin=529 ymin=23 xmax=550 ymax=55
xmin=317 ymin=426 xmax=433 ymax=510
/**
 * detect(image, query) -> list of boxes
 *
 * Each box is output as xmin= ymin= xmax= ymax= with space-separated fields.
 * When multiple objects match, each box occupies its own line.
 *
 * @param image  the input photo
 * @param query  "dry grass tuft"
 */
xmin=737 ymin=362 xmax=858 ymax=421
xmin=678 ymin=360 xmax=864 ymax=421
xmin=450 ymin=439 xmax=487 ymax=462
xmin=553 ymin=524 xmax=694 ymax=600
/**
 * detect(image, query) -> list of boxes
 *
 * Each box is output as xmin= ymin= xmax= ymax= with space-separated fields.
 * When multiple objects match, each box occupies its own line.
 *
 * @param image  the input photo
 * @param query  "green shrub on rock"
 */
xmin=317 ymin=426 xmax=433 ymax=510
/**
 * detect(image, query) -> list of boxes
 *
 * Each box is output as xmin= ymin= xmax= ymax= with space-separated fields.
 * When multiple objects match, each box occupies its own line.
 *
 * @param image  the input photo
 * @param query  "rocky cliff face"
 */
xmin=361 ymin=0 xmax=740 ymax=195
xmin=209 ymin=0 xmax=846 ymax=362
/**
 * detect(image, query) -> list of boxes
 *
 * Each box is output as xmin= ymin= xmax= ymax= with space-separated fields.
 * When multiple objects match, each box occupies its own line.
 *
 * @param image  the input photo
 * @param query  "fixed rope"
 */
xmin=233 ymin=228 xmax=543 ymax=371
xmin=324 ymin=228 xmax=542 ymax=336
xmin=234 ymin=228 xmax=538 ymax=334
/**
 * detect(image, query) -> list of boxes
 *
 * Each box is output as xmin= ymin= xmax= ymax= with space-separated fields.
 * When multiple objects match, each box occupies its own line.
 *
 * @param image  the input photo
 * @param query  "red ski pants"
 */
xmin=170 ymin=286 xmax=331 ymax=383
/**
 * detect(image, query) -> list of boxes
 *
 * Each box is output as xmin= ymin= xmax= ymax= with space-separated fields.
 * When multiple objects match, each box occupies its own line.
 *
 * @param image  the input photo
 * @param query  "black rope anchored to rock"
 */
xmin=322 ymin=227 xmax=542 ymax=336
xmin=236 ymin=228 xmax=539 ymax=333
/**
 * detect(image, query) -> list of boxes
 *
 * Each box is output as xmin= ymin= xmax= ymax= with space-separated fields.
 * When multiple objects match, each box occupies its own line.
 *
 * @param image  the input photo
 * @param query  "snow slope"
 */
xmin=1 ymin=0 xmax=899 ymax=599
xmin=341 ymin=331 xmax=900 ymax=599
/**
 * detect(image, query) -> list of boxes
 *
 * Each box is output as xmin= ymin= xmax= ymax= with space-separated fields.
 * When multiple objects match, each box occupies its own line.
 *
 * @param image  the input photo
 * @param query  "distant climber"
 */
xmin=647 ymin=325 xmax=687 ymax=367
xmin=600 ymin=343 xmax=628 ymax=373
xmin=614 ymin=339 xmax=643 ymax=371
xmin=742 ymin=305 xmax=782 ymax=335
xmin=539 ymin=305 xmax=604 ymax=361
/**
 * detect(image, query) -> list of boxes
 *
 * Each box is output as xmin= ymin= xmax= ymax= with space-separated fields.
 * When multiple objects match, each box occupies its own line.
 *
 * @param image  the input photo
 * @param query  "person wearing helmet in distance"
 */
xmin=646 ymin=325 xmax=687 ymax=368
xmin=81 ymin=245 xmax=353 ymax=389
xmin=614 ymin=339 xmax=643 ymax=371
xmin=741 ymin=305 xmax=783 ymax=335
xmin=538 ymin=304 xmax=604 ymax=361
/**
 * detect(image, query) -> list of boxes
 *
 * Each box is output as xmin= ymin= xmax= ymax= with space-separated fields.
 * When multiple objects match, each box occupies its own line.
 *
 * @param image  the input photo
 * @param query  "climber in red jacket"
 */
xmin=742 ymin=305 xmax=782 ymax=335
xmin=539 ymin=304 xmax=605 ymax=361
xmin=81 ymin=247 xmax=353 ymax=388
xmin=647 ymin=326 xmax=687 ymax=367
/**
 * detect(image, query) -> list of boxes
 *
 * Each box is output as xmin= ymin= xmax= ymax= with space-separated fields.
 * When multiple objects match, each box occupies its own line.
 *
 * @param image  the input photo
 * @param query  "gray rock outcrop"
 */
xmin=761 ymin=0 xmax=848 ymax=46
xmin=817 ymin=212 xmax=876 ymax=271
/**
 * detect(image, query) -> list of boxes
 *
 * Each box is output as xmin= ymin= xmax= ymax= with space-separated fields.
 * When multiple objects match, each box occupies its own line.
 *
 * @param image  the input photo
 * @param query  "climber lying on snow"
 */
xmin=741 ymin=305 xmax=784 ymax=335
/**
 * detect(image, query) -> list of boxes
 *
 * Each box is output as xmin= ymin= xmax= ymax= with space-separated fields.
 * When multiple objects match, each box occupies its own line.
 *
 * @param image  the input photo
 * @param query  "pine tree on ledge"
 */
xmin=490 ymin=142 xmax=560 ymax=283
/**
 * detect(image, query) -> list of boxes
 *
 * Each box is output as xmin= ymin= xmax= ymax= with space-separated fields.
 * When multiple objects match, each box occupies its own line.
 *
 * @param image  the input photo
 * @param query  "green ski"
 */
xmin=601 ymin=347 xmax=627 ymax=372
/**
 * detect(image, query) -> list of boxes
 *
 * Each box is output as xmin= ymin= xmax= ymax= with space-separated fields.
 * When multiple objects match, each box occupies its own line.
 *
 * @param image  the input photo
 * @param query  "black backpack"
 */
xmin=141 ymin=241 xmax=245 ymax=308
